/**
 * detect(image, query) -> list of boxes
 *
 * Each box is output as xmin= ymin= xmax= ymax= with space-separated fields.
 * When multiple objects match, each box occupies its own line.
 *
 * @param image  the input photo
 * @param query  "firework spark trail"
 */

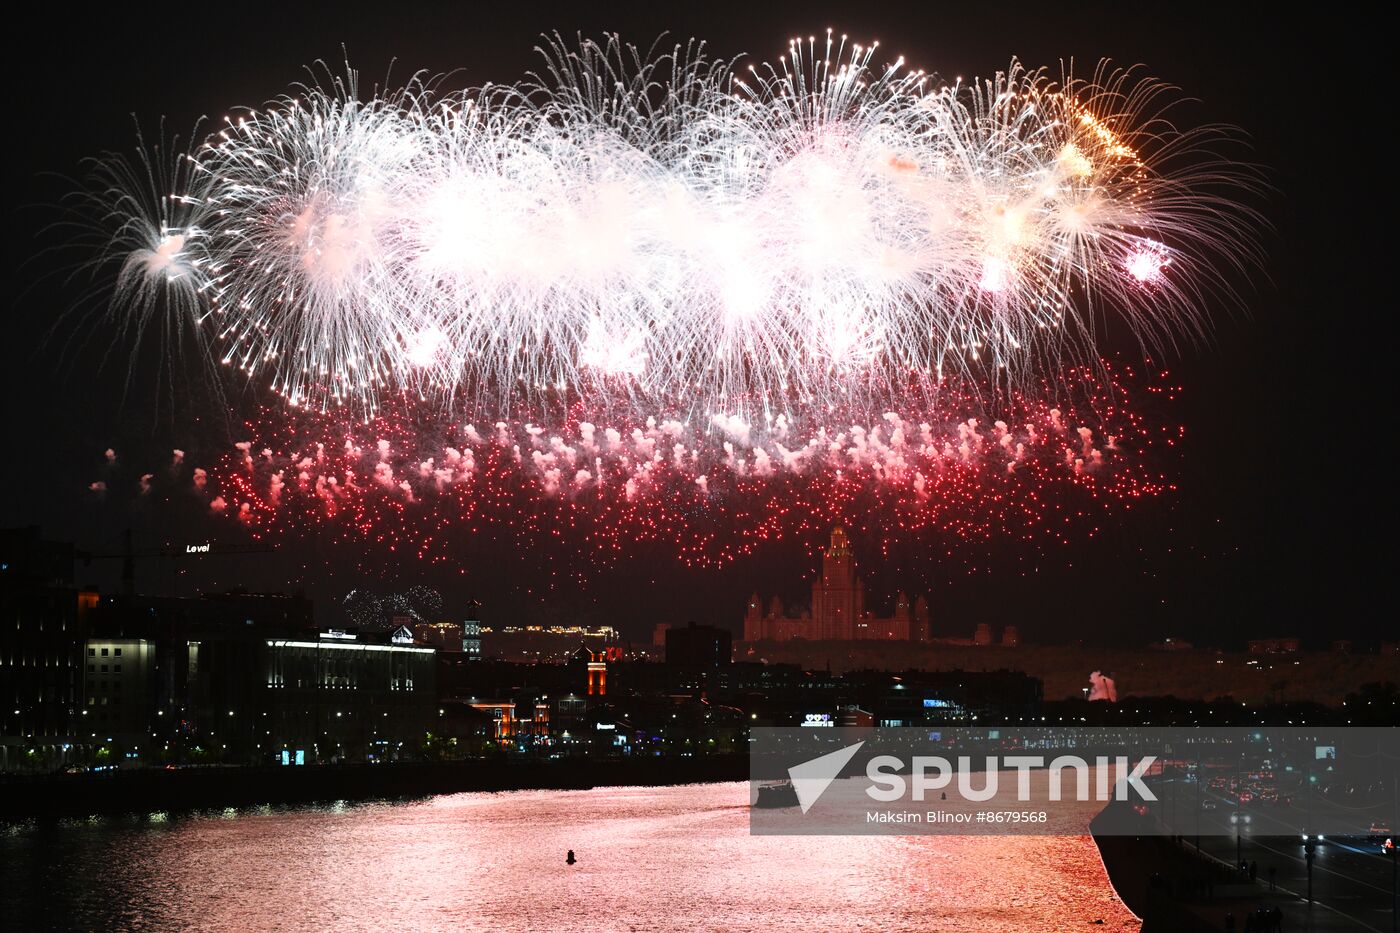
xmin=343 ymin=586 xmax=444 ymax=629
xmin=99 ymin=362 xmax=1180 ymax=570
xmin=67 ymin=32 xmax=1258 ymax=428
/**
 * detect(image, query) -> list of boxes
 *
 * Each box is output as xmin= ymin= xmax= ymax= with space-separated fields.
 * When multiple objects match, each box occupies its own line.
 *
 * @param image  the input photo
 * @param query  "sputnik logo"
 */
xmin=784 ymin=741 xmax=1160 ymax=814
xmin=789 ymin=741 xmax=866 ymax=814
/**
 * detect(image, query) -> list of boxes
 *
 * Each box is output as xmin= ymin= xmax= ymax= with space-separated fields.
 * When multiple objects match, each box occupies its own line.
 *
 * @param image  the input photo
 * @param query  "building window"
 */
xmin=113 ymin=648 xmax=122 ymax=657
xmin=100 ymin=665 xmax=108 ymax=673
xmin=88 ymin=648 xmax=95 ymax=657
xmin=113 ymin=665 xmax=121 ymax=673
xmin=101 ymin=648 xmax=109 ymax=657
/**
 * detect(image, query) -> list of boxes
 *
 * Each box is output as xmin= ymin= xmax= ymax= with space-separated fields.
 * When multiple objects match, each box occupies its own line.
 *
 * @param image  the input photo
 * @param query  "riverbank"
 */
xmin=1089 ymin=800 xmax=1366 ymax=933
xmin=0 ymin=755 xmax=748 ymax=821
xmin=1091 ymin=805 xmax=1228 ymax=933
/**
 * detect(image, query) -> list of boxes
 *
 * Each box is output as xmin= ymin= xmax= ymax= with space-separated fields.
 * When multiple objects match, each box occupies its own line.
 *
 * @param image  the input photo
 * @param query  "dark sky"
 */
xmin=1 ymin=2 xmax=1386 ymax=646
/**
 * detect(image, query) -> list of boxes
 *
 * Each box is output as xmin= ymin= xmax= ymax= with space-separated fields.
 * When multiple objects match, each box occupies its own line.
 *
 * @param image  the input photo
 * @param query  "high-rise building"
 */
xmin=1 ymin=527 xmax=97 ymax=770
xmin=665 ymin=622 xmax=733 ymax=669
xmin=461 ymin=601 xmax=482 ymax=660
xmin=743 ymin=527 xmax=930 ymax=642
xmin=810 ymin=527 xmax=864 ymax=639
xmin=262 ymin=629 xmax=437 ymax=762
xmin=665 ymin=622 xmax=733 ymax=696
xmin=82 ymin=637 xmax=155 ymax=751
xmin=73 ymin=591 xmax=437 ymax=765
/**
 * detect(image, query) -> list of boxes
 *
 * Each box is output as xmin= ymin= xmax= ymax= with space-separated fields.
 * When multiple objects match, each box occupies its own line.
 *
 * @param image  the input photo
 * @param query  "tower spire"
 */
xmin=826 ymin=525 xmax=852 ymax=558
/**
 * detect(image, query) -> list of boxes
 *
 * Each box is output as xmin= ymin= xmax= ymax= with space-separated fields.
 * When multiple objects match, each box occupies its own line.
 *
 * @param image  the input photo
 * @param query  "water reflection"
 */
xmin=2 ymin=782 xmax=1139 ymax=932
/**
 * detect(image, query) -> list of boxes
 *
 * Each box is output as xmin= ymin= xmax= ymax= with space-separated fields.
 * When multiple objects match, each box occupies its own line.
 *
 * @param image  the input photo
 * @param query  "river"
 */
xmin=1 ymin=781 xmax=1140 ymax=931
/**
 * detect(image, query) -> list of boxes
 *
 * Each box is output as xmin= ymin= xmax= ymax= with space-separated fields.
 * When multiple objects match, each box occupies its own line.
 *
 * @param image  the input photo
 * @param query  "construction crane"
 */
xmin=77 ymin=528 xmax=277 ymax=595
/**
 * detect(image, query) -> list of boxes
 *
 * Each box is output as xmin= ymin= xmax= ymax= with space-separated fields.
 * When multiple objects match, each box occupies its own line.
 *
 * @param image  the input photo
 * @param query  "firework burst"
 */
xmin=67 ymin=32 xmax=1258 ymax=430
xmin=87 ymin=361 xmax=1176 ymax=572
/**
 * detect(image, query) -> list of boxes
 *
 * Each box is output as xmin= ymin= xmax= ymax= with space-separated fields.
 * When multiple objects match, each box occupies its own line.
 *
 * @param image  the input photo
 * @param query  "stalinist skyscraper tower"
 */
xmin=811 ymin=526 xmax=864 ymax=640
xmin=742 ymin=527 xmax=929 ymax=642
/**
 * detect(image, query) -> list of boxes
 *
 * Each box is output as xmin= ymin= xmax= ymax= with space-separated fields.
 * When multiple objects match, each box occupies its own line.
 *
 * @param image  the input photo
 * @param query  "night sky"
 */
xmin=1 ymin=2 xmax=1386 ymax=646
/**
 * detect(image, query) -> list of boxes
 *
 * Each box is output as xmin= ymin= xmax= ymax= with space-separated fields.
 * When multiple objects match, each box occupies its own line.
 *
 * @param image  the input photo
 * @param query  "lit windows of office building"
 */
xmin=82 ymin=638 xmax=155 ymax=756
xmin=462 ymin=600 xmax=482 ymax=660
xmin=1 ymin=527 xmax=97 ymax=771
xmin=262 ymin=628 xmax=437 ymax=763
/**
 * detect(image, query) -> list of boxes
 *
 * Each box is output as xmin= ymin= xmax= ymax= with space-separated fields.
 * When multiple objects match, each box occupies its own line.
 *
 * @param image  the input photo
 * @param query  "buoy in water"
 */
xmin=566 ymin=849 xmax=576 ymax=865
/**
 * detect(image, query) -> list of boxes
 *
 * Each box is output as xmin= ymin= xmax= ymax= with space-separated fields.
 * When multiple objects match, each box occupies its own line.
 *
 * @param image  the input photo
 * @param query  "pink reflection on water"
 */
xmin=90 ymin=783 xmax=1140 ymax=932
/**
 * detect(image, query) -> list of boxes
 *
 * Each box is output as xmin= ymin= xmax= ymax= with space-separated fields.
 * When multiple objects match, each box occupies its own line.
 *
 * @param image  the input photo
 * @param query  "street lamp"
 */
xmin=1194 ymin=748 xmax=1202 ymax=855
xmin=1303 ymin=835 xmax=1316 ymax=903
xmin=1234 ymin=750 xmax=1244 ymax=870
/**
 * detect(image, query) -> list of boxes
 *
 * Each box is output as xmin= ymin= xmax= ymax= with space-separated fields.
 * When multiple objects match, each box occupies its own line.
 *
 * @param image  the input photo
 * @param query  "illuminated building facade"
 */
xmin=467 ymin=696 xmax=551 ymax=745
xmin=461 ymin=602 xmax=482 ymax=660
xmin=742 ymin=527 xmax=930 ymax=642
xmin=82 ymin=637 xmax=155 ymax=751
xmin=484 ymin=623 xmax=617 ymax=662
xmin=564 ymin=646 xmax=611 ymax=696
xmin=40 ymin=591 xmax=436 ymax=766
xmin=262 ymin=631 xmax=438 ymax=762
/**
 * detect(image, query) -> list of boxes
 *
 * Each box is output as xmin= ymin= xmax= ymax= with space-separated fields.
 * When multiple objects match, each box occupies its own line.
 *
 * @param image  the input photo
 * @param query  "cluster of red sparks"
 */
xmin=131 ymin=361 xmax=1184 ymax=575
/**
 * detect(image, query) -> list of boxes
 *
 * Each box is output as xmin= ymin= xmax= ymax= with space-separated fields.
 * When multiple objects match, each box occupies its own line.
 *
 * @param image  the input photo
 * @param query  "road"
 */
xmin=1157 ymin=776 xmax=1397 ymax=932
